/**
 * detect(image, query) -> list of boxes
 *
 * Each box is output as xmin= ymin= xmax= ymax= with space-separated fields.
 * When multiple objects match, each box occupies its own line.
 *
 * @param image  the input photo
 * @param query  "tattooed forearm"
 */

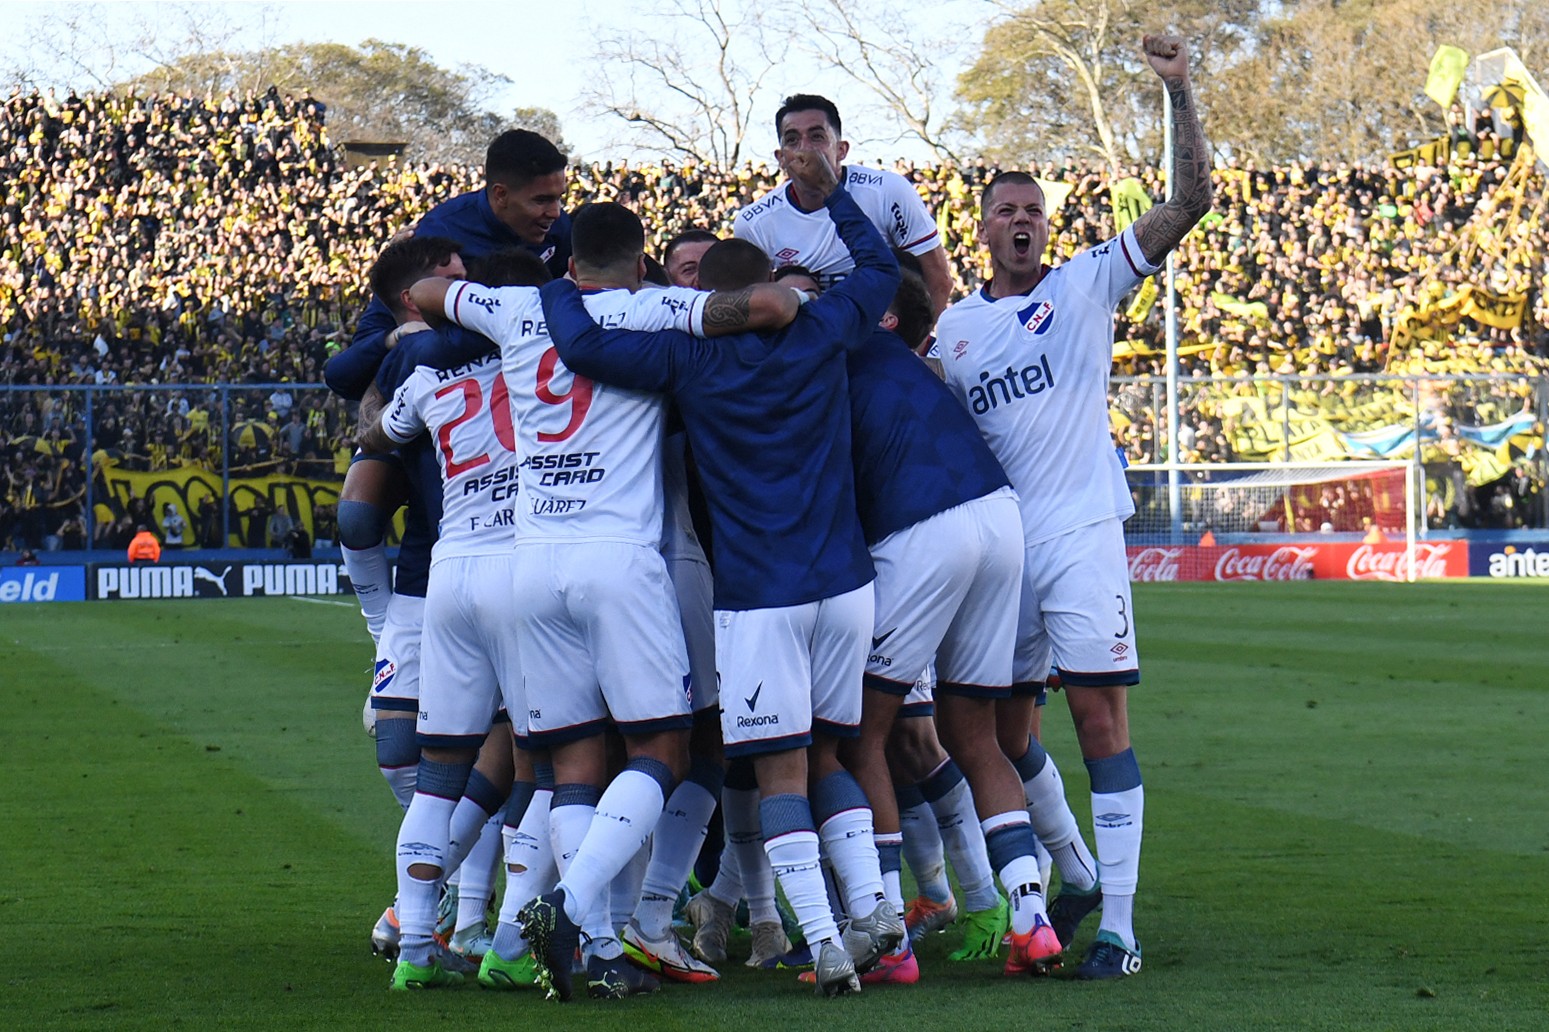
xmin=1133 ymin=75 xmax=1214 ymax=267
xmin=702 ymin=287 xmax=754 ymax=333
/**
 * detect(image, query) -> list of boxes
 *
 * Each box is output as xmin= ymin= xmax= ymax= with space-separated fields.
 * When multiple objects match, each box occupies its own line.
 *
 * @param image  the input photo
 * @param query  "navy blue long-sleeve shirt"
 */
xmin=325 ymin=190 xmax=571 ymax=400
xmin=847 ymin=328 xmax=1013 ymax=545
xmin=539 ymin=186 xmax=898 ymax=610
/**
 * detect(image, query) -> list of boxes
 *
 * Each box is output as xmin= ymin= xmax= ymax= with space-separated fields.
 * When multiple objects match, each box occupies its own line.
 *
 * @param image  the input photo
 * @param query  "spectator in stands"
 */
xmin=126 ymin=523 xmax=161 ymax=563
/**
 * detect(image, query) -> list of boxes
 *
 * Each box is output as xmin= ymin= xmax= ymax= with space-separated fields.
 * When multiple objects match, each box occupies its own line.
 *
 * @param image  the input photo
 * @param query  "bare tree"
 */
xmin=785 ymin=0 xmax=984 ymax=161
xmin=581 ymin=0 xmax=781 ymax=165
xmin=4 ymin=2 xmax=283 ymax=92
xmin=955 ymin=0 xmax=1256 ymax=171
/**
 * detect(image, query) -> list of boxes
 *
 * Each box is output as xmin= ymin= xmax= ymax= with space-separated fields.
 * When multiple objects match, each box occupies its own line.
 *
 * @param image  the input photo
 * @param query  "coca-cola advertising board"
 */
xmin=1126 ymin=542 xmax=1469 ymax=582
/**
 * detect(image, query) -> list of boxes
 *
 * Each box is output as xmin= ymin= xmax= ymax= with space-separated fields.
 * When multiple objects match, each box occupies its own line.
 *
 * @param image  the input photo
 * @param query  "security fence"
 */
xmin=2 ymin=373 xmax=1545 ymax=555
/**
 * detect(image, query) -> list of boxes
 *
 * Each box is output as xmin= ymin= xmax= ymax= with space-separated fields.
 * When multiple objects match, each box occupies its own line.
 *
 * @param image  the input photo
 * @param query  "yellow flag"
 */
xmin=1424 ymin=45 xmax=1469 ymax=107
xmin=1109 ymin=178 xmax=1153 ymax=232
xmin=1125 ymin=277 xmax=1159 ymax=322
xmin=1034 ymin=177 xmax=1073 ymax=214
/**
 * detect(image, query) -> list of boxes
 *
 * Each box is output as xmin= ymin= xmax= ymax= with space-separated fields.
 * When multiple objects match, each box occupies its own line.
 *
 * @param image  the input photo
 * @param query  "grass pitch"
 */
xmin=3 ymin=582 xmax=1547 ymax=1031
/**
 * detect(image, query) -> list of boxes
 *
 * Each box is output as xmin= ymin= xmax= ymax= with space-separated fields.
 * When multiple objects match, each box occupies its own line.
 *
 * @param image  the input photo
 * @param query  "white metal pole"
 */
xmin=1164 ymin=89 xmax=1182 ymax=539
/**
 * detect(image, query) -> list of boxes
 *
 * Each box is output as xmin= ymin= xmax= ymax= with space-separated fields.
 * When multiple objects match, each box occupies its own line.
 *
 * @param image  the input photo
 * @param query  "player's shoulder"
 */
xmin=734 ymin=183 xmax=792 ymax=231
xmin=842 ymin=163 xmax=906 ymax=193
xmin=417 ymin=189 xmax=482 ymax=232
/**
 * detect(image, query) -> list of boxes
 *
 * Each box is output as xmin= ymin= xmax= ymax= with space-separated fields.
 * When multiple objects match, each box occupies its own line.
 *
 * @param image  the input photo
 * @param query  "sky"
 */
xmin=1 ymin=0 xmax=995 ymax=163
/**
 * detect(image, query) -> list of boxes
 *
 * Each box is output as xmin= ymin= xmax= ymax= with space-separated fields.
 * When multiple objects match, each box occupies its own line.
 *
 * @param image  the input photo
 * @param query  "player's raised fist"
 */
xmin=1142 ymin=34 xmax=1189 ymax=80
xmin=783 ymin=147 xmax=840 ymax=202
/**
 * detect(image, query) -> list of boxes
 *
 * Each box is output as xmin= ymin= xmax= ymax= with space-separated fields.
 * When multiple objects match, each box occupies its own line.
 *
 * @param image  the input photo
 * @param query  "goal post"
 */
xmin=1122 ymin=461 xmax=1434 ymax=582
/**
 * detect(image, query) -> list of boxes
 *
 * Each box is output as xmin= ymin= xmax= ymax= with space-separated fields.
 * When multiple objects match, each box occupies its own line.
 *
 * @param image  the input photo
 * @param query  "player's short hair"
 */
xmin=369 ymin=235 xmax=463 ymax=318
xmin=891 ymin=247 xmax=924 ymax=278
xmin=771 ymin=263 xmax=819 ymax=287
xmin=570 ymin=202 xmax=645 ymax=273
xmin=485 ymin=129 xmax=567 ymax=190
xmin=469 ymin=248 xmax=551 ymax=288
xmin=698 ymin=239 xmax=772 ymax=291
xmin=887 ymin=265 xmax=933 ymax=351
xmin=642 ymin=254 xmax=673 ymax=287
xmin=663 ymin=228 xmax=719 ymax=267
xmin=775 ymin=94 xmax=842 ymax=139
xmin=980 ymin=170 xmax=1040 ymax=216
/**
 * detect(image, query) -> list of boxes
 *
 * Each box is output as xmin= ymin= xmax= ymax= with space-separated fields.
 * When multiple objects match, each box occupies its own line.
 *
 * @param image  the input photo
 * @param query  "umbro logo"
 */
xmin=1093 ymin=811 xmax=1133 ymax=828
xmin=745 ymin=681 xmax=764 ymax=711
xmin=775 ymin=247 xmax=800 ymax=262
xmin=871 ymin=627 xmax=897 ymax=650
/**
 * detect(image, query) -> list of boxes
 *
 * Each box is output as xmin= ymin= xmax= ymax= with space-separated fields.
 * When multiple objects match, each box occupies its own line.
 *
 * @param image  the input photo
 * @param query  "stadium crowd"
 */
xmin=1 ymin=85 xmax=1545 ymax=552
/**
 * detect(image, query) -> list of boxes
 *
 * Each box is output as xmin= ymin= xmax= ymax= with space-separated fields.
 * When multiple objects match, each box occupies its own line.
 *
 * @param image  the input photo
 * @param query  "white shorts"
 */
xmin=899 ymin=666 xmax=935 ymax=719
xmin=716 ymin=582 xmax=874 ymax=759
xmin=668 ymin=554 xmax=718 ymax=712
xmin=1015 ymin=518 xmax=1140 ymax=687
xmin=514 ymin=542 xmax=693 ymax=746
xmin=417 ymin=555 xmax=525 ymax=748
xmin=370 ymin=593 xmax=425 ymax=713
xmin=866 ymin=489 xmax=1022 ymax=699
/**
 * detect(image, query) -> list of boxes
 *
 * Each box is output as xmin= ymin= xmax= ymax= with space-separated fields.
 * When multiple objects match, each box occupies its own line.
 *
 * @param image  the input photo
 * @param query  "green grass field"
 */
xmin=4 ymin=582 xmax=1547 ymax=1031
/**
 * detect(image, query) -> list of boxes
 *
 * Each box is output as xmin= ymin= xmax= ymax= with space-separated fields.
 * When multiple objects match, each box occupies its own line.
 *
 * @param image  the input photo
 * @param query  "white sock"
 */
xmin=454 ymin=812 xmax=503 ymax=934
xmin=981 ymin=810 xmax=1044 ymax=935
xmin=493 ymin=788 xmax=555 ymax=961
xmin=549 ymin=792 xmax=596 ymax=878
xmin=899 ymin=795 xmax=951 ymax=903
xmin=1036 ymin=838 xmax=1054 ymax=895
xmin=1087 ymin=750 xmax=1144 ymax=950
xmin=818 ymin=808 xmax=884 ymax=916
xmin=635 ymin=777 xmax=717 ymax=938
xmin=445 ymin=796 xmax=492 ymax=876
xmin=342 ymin=542 xmax=391 ymax=643
xmin=812 ymin=771 xmax=883 ymax=916
xmin=380 ymin=765 xmax=417 ymax=811
xmin=1023 ymin=749 xmax=1099 ymax=893
xmin=706 ymin=838 xmax=743 ymax=907
xmin=724 ymin=786 xmax=777 ymax=923
xmin=611 ymin=845 xmax=649 ymax=935
xmin=395 ymin=792 xmax=456 ymax=964
xmin=765 ymin=829 xmax=840 ymax=947
xmin=559 ymin=768 xmax=668 ymax=923
xmin=925 ymin=769 xmax=998 ymax=911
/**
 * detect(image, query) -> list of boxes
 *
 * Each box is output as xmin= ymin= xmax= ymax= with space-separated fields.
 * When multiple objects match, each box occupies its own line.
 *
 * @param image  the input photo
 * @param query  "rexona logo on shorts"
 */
xmin=0 ymin=566 xmax=87 ymax=603
xmin=91 ymin=562 xmax=354 ymax=599
xmin=1475 ymin=543 xmax=1549 ymax=579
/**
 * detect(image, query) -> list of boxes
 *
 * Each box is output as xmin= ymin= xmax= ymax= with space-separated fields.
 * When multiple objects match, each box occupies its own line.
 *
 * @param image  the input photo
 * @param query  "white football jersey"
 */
xmin=734 ymin=164 xmax=939 ymax=290
xmin=382 ymin=350 xmax=517 ymax=564
xmin=443 ymin=282 xmax=705 ymax=547
xmin=935 ymin=226 xmax=1159 ymax=546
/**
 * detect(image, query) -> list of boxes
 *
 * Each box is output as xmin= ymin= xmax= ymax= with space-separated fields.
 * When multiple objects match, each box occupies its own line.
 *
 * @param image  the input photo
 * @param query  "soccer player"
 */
xmin=735 ymin=94 xmax=953 ymax=316
xmin=663 ymin=228 xmax=719 ymax=289
xmin=539 ymin=149 xmax=902 ymax=997
xmin=356 ymin=237 xmax=540 ymax=991
xmin=325 ymin=129 xmax=570 ymax=666
xmin=406 ymin=202 xmax=793 ymax=1002
xmin=932 ymin=34 xmax=1213 ymax=980
xmin=324 ymin=131 xmax=572 ymax=957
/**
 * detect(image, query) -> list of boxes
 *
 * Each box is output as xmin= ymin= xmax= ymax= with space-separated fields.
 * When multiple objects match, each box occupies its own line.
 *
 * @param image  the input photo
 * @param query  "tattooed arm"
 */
xmin=699 ymin=283 xmax=803 ymax=336
xmin=1132 ymin=35 xmax=1214 ymax=268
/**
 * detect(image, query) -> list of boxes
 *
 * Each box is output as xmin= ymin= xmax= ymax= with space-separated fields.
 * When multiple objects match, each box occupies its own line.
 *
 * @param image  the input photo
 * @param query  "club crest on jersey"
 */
xmin=775 ymin=247 xmax=801 ymax=263
xmin=1019 ymin=299 xmax=1055 ymax=334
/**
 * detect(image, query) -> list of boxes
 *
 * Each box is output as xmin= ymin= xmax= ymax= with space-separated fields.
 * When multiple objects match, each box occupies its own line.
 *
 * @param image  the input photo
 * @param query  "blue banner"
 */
xmin=1469 ymin=541 xmax=1549 ymax=578
xmin=0 ymin=565 xmax=87 ymax=603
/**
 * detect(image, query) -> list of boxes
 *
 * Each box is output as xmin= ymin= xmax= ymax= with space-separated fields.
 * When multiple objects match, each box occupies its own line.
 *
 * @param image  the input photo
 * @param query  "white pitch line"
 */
xmin=292 ymin=597 xmax=359 ymax=608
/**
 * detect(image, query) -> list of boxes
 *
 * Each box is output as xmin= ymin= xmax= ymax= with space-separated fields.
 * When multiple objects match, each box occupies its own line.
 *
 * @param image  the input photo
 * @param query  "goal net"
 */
xmin=1121 ymin=461 xmax=1443 ymax=582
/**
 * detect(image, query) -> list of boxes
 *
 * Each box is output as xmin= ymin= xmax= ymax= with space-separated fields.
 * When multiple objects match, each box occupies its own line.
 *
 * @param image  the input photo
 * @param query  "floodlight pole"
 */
xmin=1163 ymin=89 xmax=1183 ymax=540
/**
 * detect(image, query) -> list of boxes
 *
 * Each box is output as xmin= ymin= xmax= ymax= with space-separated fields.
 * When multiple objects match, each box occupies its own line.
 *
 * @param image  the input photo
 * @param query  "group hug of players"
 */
xmin=324 ymin=35 xmax=1212 ymax=1001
